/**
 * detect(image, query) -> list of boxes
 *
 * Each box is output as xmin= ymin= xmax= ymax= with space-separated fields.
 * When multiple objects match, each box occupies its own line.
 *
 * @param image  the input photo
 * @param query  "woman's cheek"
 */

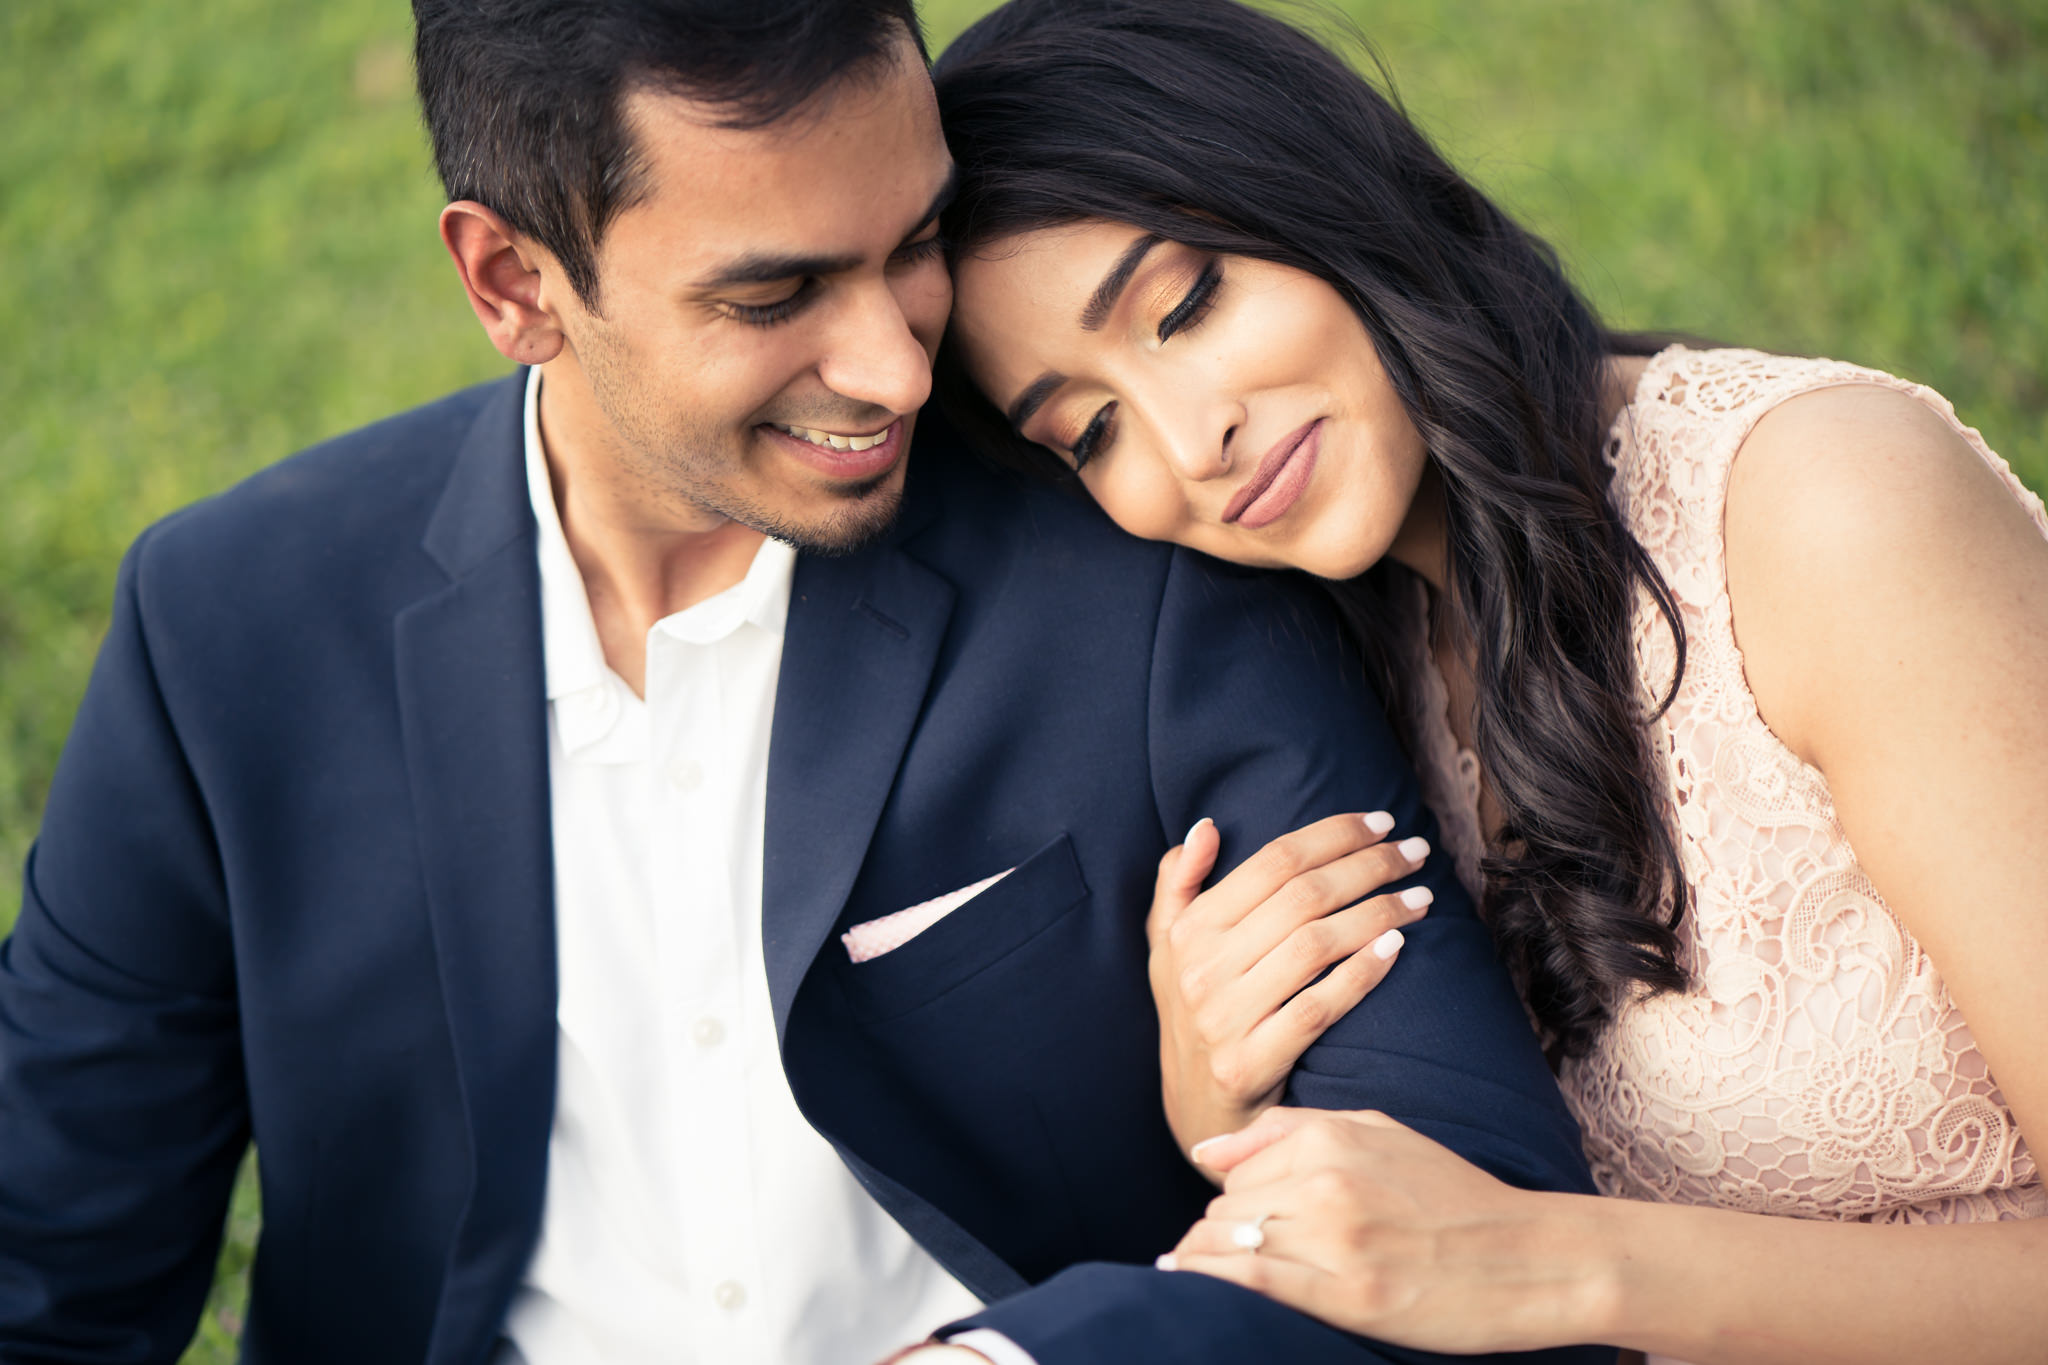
xmin=1088 ymin=460 xmax=1189 ymax=546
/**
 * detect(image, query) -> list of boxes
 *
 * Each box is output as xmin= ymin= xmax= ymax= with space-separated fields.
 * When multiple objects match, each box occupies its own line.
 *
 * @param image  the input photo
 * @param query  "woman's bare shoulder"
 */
xmin=1729 ymin=381 xmax=2004 ymax=536
xmin=1723 ymin=377 xmax=2046 ymax=765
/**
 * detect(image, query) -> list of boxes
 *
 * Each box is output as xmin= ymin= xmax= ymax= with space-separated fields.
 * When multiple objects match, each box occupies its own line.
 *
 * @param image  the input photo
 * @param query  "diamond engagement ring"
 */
xmin=1229 ymin=1213 xmax=1272 ymax=1252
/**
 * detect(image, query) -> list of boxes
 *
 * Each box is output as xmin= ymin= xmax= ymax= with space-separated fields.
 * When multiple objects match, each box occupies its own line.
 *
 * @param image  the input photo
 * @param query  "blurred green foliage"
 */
xmin=0 ymin=2 xmax=2039 ymax=1361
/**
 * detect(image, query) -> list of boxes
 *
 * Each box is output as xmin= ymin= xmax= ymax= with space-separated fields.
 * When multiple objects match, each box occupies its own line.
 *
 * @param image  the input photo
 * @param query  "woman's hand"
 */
xmin=1162 ymin=1108 xmax=1611 ymax=1354
xmin=1149 ymin=813 xmax=1433 ymax=1168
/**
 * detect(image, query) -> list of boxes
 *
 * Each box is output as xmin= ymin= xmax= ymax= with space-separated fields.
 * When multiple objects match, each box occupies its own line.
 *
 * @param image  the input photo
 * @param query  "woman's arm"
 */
xmin=1726 ymin=382 xmax=2048 ymax=1157
xmin=1166 ymin=384 xmax=2048 ymax=1363
xmin=1170 ymin=1108 xmax=2048 ymax=1364
xmin=1597 ymin=1186 xmax=2048 ymax=1364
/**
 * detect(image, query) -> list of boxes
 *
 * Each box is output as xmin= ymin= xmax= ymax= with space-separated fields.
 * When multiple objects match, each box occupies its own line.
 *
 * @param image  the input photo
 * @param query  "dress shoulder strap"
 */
xmin=1608 ymin=346 xmax=2044 ymax=627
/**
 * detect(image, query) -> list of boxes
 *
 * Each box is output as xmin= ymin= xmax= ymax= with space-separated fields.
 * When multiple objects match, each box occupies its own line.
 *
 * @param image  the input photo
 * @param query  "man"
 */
xmin=0 ymin=3 xmax=1602 ymax=1363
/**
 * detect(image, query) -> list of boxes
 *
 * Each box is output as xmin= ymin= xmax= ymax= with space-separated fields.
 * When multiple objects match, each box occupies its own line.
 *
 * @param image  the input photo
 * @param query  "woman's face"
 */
xmin=950 ymin=221 xmax=1429 ymax=578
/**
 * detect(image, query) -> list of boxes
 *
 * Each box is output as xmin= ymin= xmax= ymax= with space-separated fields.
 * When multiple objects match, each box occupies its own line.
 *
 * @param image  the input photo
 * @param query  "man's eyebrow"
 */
xmin=696 ymin=251 xmax=863 ymax=291
xmin=1081 ymin=233 xmax=1163 ymax=332
xmin=693 ymin=165 xmax=960 ymax=293
xmin=1006 ymin=371 xmax=1067 ymax=432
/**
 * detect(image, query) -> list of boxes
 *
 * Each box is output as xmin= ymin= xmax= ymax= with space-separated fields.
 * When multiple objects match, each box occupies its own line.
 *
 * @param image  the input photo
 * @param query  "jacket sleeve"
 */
xmin=952 ymin=550 xmax=1606 ymax=1365
xmin=0 ymin=532 xmax=248 ymax=1363
xmin=958 ymin=1263 xmax=1599 ymax=1365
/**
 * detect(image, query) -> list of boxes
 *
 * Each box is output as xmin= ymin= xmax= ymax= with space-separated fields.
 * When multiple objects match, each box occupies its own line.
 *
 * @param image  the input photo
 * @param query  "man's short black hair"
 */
xmin=413 ymin=0 xmax=926 ymax=307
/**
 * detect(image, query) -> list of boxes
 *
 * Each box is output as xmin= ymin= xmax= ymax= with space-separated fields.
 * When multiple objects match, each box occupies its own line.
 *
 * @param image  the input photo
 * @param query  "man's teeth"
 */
xmin=774 ymin=423 xmax=891 ymax=452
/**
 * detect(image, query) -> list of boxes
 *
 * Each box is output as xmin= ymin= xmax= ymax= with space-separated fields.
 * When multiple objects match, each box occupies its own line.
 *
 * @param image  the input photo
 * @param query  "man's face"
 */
xmin=548 ymin=35 xmax=953 ymax=552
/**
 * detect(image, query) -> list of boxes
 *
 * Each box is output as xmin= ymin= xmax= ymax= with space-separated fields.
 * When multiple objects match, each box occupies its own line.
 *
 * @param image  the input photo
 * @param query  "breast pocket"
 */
xmin=832 ymin=832 xmax=1090 ymax=1022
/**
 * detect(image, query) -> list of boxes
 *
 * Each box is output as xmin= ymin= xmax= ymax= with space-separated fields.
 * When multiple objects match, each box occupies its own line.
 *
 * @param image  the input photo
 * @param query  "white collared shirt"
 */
xmin=496 ymin=367 xmax=1019 ymax=1365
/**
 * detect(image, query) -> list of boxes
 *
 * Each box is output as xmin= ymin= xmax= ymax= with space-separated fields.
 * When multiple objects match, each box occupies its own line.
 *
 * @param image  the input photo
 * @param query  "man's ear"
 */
xmin=439 ymin=201 xmax=570 ymax=366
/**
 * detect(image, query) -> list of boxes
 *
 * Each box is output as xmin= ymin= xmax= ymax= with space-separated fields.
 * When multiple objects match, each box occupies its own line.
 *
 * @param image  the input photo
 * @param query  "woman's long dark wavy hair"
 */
xmin=932 ymin=0 xmax=1691 ymax=1056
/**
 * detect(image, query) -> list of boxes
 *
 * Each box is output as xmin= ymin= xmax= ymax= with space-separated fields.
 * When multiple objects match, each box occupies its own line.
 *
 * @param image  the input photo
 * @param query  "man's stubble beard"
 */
xmin=638 ymin=451 xmax=904 ymax=558
xmin=577 ymin=332 xmax=906 ymax=557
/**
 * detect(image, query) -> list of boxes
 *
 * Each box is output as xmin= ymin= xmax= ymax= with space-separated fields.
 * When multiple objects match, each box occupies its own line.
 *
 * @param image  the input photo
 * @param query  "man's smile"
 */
xmin=770 ymin=421 xmax=895 ymax=452
xmin=761 ymin=417 xmax=906 ymax=480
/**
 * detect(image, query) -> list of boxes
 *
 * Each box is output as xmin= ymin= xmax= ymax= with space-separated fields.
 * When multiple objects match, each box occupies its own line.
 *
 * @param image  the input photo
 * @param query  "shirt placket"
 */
xmin=645 ymin=625 xmax=770 ymax=1364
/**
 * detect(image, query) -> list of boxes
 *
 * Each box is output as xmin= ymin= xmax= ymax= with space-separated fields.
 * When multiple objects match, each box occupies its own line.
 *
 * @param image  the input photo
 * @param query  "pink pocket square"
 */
xmin=842 ymin=869 xmax=1015 ymax=963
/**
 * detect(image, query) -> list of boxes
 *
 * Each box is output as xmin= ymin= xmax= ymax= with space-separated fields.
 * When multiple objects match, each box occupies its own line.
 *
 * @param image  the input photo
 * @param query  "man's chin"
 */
xmin=778 ymin=484 xmax=904 ymax=557
xmin=738 ymin=466 xmax=907 ymax=558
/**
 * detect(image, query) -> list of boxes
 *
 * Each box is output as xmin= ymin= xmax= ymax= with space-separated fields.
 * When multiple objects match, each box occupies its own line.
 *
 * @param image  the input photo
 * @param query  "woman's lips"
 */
xmin=1223 ymin=418 xmax=1323 ymax=529
xmin=762 ymin=418 xmax=905 ymax=481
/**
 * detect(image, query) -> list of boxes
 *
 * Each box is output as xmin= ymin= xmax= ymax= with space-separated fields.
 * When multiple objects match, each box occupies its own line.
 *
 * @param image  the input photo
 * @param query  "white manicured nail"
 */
xmin=1189 ymin=1135 xmax=1225 ymax=1164
xmin=1399 ymin=886 xmax=1434 ymax=910
xmin=1362 ymin=810 xmax=1395 ymax=836
xmin=1155 ymin=1253 xmax=1180 ymax=1271
xmin=1397 ymin=836 xmax=1431 ymax=863
xmin=1372 ymin=928 xmax=1405 ymax=960
xmin=1185 ymin=817 xmax=1212 ymax=846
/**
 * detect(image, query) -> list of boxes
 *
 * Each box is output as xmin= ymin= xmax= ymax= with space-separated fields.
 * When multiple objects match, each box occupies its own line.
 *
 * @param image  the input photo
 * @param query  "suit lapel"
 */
xmin=392 ymin=373 xmax=559 ymax=1362
xmin=391 ymin=375 xmax=963 ymax=1347
xmin=762 ymin=536 xmax=955 ymax=1038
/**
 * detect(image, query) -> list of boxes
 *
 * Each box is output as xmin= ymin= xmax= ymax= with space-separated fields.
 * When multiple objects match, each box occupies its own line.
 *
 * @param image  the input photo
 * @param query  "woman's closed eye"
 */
xmin=1066 ymin=260 xmax=1224 ymax=468
xmin=1158 ymin=259 xmax=1223 ymax=341
xmin=1071 ymin=401 xmax=1118 ymax=471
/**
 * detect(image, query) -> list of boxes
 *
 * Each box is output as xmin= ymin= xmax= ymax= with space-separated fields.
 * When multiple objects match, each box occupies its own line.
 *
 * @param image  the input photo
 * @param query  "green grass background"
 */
xmin=1 ymin=1 xmax=2041 ymax=1358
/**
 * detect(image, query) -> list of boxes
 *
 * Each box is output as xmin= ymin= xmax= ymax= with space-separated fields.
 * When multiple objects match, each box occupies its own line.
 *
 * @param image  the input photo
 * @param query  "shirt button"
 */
xmin=712 ymin=1280 xmax=747 ymax=1311
xmin=667 ymin=758 xmax=703 ymax=791
xmin=691 ymin=1016 xmax=726 ymax=1047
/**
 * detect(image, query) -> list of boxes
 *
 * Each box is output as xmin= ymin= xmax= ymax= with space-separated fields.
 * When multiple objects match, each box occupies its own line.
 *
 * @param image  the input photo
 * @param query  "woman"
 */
xmin=929 ymin=1 xmax=2048 ymax=1361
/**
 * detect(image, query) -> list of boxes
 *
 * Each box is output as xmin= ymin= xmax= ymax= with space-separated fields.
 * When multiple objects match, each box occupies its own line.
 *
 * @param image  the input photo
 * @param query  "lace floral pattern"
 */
xmin=1546 ymin=346 xmax=2048 ymax=1225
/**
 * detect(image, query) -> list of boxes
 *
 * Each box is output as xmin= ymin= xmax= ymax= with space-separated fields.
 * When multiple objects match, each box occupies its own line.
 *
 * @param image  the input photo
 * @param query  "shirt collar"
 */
xmin=524 ymin=367 xmax=798 ymax=707
xmin=652 ymin=525 xmax=795 ymax=647
xmin=525 ymin=367 xmax=610 ymax=706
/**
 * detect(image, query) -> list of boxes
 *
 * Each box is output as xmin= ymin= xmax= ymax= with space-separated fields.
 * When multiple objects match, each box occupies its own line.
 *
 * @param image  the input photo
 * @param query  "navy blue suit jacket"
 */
xmin=0 ymin=373 xmax=1604 ymax=1364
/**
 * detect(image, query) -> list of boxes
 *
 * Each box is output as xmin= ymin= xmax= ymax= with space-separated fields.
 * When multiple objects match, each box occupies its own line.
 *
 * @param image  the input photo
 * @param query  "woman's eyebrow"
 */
xmin=1007 ymin=371 xmax=1067 ymax=431
xmin=1004 ymin=231 xmax=1165 ymax=432
xmin=1080 ymin=233 xmax=1163 ymax=331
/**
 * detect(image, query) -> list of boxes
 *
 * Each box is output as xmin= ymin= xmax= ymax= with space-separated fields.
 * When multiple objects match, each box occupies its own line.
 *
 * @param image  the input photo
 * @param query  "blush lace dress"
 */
xmin=1400 ymin=346 xmax=2046 ymax=1364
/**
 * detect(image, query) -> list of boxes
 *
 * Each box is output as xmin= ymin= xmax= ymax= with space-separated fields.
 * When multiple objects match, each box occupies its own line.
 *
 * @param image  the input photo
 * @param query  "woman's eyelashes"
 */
xmin=1058 ymin=258 xmax=1223 ymax=468
xmin=1071 ymin=402 xmax=1117 ymax=471
xmin=1158 ymin=260 xmax=1222 ymax=341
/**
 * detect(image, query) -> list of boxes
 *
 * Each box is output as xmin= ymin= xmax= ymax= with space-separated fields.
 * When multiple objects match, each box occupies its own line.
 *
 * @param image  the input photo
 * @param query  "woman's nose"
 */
xmin=1157 ymin=402 xmax=1244 ymax=484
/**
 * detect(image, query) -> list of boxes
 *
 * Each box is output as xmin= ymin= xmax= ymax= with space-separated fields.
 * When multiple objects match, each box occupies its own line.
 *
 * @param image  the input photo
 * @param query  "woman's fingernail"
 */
xmin=1189 ymin=1135 xmax=1225 ymax=1164
xmin=1397 ymin=836 xmax=1431 ymax=863
xmin=1155 ymin=1253 xmax=1180 ymax=1271
xmin=1362 ymin=810 xmax=1396 ymax=836
xmin=1185 ymin=817 xmax=1212 ymax=846
xmin=1372 ymin=928 xmax=1405 ymax=960
xmin=1399 ymin=886 xmax=1433 ymax=911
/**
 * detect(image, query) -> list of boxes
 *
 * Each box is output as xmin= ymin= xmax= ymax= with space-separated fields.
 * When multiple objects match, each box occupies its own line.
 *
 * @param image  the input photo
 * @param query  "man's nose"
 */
xmin=815 ymin=280 xmax=934 ymax=418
